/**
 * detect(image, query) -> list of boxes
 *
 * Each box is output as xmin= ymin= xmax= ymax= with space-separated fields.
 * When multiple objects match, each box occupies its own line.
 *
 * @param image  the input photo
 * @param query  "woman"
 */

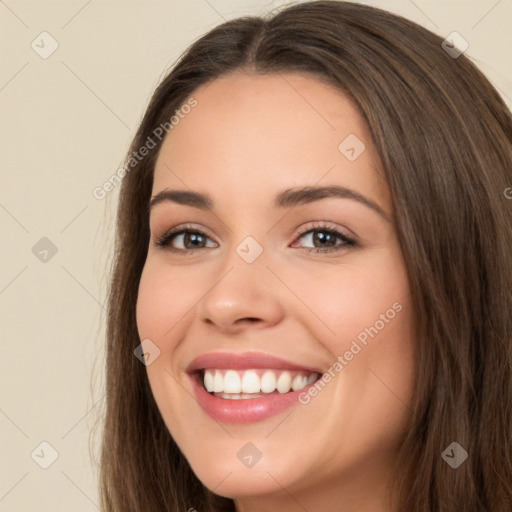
xmin=99 ymin=1 xmax=512 ymax=510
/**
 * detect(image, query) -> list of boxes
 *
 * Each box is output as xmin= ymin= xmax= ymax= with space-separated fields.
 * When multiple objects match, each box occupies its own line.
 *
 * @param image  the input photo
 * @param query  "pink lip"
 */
xmin=186 ymin=351 xmax=323 ymax=424
xmin=186 ymin=351 xmax=323 ymax=373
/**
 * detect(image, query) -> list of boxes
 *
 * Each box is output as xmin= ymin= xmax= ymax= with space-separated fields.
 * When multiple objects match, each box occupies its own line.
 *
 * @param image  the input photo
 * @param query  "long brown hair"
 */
xmin=98 ymin=1 xmax=512 ymax=510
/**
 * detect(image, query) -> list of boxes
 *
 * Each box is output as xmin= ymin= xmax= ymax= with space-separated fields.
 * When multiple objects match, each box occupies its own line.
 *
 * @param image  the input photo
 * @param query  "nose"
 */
xmin=197 ymin=247 xmax=285 ymax=335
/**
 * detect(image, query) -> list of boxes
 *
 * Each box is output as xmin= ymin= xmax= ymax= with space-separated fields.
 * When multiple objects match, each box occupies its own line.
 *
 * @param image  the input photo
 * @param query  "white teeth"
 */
xmin=292 ymin=374 xmax=308 ymax=391
xmin=276 ymin=370 xmax=292 ymax=393
xmin=224 ymin=370 xmax=241 ymax=393
xmin=260 ymin=370 xmax=276 ymax=393
xmin=213 ymin=370 xmax=223 ymax=392
xmin=241 ymin=370 xmax=260 ymax=393
xmin=202 ymin=368 xmax=319 ymax=396
xmin=204 ymin=370 xmax=214 ymax=392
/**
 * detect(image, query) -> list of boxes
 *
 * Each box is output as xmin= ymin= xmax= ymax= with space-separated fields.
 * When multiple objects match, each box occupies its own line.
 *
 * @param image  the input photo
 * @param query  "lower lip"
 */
xmin=189 ymin=372 xmax=319 ymax=424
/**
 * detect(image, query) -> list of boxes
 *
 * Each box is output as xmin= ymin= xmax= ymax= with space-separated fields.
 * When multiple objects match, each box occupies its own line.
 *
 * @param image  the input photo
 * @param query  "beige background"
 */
xmin=1 ymin=0 xmax=511 ymax=510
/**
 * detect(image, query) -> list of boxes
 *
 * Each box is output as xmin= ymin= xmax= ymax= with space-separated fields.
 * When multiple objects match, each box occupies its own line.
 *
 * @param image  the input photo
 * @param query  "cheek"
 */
xmin=135 ymin=262 xmax=196 ymax=424
xmin=136 ymin=261 xmax=196 ymax=342
xmin=292 ymin=250 xmax=411 ymax=349
xmin=290 ymin=249 xmax=416 ymax=432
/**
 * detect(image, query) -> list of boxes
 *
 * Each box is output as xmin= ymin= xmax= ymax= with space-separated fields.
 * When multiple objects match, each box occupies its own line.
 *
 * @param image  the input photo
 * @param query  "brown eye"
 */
xmin=155 ymin=225 xmax=217 ymax=252
xmin=291 ymin=224 xmax=357 ymax=254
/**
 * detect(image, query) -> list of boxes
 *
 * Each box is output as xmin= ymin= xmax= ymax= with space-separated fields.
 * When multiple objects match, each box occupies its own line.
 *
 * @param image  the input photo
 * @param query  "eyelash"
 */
xmin=154 ymin=222 xmax=357 ymax=255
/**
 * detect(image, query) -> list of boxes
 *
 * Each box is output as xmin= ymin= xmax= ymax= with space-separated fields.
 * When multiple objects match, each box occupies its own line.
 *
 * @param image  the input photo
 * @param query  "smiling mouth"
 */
xmin=196 ymin=368 xmax=321 ymax=399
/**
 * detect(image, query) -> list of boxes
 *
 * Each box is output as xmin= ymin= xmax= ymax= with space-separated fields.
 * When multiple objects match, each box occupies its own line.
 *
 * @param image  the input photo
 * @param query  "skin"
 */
xmin=136 ymin=70 xmax=417 ymax=512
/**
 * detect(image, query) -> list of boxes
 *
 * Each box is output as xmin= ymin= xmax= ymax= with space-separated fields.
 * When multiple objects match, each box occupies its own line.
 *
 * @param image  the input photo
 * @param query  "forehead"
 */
xmin=152 ymin=71 xmax=389 ymax=210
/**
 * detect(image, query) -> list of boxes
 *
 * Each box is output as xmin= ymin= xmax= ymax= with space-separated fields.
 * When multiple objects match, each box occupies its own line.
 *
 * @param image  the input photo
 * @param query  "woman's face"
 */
xmin=136 ymin=71 xmax=416 ymax=510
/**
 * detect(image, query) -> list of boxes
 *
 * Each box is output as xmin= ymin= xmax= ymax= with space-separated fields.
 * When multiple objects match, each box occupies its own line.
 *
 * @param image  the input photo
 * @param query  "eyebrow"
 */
xmin=149 ymin=185 xmax=390 ymax=222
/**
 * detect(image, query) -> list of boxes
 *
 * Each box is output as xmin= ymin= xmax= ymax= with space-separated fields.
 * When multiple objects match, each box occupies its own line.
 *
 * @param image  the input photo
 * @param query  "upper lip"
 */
xmin=186 ymin=351 xmax=323 ymax=374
